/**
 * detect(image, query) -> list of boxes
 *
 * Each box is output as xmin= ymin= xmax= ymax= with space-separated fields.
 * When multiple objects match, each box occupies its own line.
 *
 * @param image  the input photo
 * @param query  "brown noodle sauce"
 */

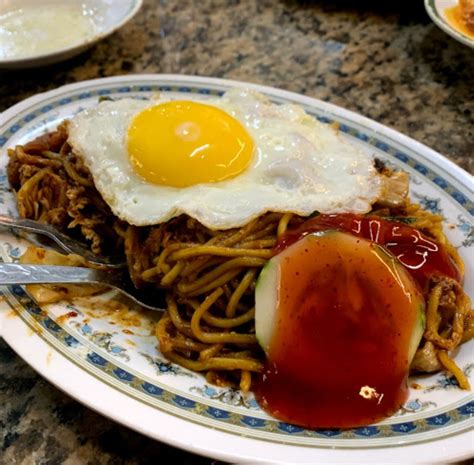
xmin=78 ymin=296 xmax=157 ymax=331
xmin=56 ymin=311 xmax=78 ymax=326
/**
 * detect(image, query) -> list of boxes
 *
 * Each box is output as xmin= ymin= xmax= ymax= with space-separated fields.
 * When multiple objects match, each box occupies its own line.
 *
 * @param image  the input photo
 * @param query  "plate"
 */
xmin=425 ymin=0 xmax=474 ymax=48
xmin=0 ymin=0 xmax=143 ymax=69
xmin=0 ymin=75 xmax=472 ymax=464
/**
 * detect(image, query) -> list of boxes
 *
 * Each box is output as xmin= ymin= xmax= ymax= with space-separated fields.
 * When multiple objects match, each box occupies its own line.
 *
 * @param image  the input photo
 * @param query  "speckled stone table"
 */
xmin=0 ymin=1 xmax=473 ymax=464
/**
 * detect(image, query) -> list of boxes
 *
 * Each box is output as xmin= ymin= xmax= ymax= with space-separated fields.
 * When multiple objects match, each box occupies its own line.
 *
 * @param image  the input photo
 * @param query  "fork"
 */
xmin=0 ymin=263 xmax=164 ymax=312
xmin=0 ymin=214 xmax=126 ymax=269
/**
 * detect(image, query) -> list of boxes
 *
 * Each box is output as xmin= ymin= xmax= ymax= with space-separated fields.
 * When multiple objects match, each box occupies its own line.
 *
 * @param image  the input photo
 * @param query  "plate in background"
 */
xmin=0 ymin=75 xmax=472 ymax=464
xmin=425 ymin=0 xmax=474 ymax=48
xmin=0 ymin=0 xmax=142 ymax=69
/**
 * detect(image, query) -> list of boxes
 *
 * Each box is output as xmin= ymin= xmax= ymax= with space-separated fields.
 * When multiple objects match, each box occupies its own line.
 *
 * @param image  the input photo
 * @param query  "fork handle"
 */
xmin=0 ymin=214 xmax=84 ymax=254
xmin=0 ymin=264 xmax=163 ymax=312
xmin=0 ymin=263 xmax=163 ymax=312
xmin=0 ymin=263 xmax=105 ymax=285
xmin=0 ymin=214 xmax=125 ymax=268
xmin=0 ymin=214 xmax=51 ymax=234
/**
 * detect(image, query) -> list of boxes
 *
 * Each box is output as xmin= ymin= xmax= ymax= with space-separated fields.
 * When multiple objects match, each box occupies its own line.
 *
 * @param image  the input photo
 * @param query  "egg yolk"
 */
xmin=127 ymin=101 xmax=254 ymax=187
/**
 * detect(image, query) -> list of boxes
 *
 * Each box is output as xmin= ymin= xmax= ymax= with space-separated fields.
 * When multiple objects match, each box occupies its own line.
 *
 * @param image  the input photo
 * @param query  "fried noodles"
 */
xmin=7 ymin=127 xmax=474 ymax=391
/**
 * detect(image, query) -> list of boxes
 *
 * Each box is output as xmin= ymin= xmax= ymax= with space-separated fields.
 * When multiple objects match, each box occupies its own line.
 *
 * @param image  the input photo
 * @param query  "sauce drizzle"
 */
xmin=275 ymin=214 xmax=460 ymax=291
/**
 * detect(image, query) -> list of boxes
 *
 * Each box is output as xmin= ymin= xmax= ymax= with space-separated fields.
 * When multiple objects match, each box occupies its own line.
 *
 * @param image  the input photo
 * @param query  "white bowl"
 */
xmin=0 ymin=0 xmax=143 ymax=69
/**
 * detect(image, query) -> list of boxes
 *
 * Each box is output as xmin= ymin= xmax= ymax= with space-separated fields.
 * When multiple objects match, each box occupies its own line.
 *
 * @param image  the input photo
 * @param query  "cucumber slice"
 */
xmin=371 ymin=243 xmax=426 ymax=364
xmin=255 ymin=259 xmax=280 ymax=353
xmin=255 ymin=231 xmax=425 ymax=362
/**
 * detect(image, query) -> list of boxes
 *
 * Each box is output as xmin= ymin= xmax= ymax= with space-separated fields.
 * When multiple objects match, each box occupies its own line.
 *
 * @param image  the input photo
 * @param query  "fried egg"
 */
xmin=67 ymin=89 xmax=382 ymax=230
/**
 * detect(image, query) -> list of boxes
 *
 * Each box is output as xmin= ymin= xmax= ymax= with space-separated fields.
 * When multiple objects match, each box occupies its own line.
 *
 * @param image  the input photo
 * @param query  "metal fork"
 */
xmin=0 ymin=214 xmax=126 ymax=269
xmin=0 ymin=263 xmax=164 ymax=312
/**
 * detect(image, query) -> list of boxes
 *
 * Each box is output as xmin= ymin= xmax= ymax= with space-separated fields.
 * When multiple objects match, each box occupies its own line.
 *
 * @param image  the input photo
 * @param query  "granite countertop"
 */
xmin=0 ymin=1 xmax=473 ymax=464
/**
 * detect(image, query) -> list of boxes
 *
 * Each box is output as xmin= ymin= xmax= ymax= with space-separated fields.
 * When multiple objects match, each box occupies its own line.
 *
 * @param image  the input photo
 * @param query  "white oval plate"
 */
xmin=0 ymin=0 xmax=143 ymax=69
xmin=425 ymin=0 xmax=474 ymax=48
xmin=0 ymin=75 xmax=472 ymax=464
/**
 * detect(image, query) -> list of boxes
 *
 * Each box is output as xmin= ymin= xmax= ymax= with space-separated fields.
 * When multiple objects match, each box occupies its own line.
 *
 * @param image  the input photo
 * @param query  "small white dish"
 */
xmin=425 ymin=0 xmax=474 ymax=49
xmin=0 ymin=0 xmax=143 ymax=69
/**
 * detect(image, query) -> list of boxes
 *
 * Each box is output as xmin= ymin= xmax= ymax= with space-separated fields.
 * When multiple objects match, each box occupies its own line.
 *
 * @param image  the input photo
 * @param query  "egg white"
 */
xmin=67 ymin=89 xmax=382 ymax=230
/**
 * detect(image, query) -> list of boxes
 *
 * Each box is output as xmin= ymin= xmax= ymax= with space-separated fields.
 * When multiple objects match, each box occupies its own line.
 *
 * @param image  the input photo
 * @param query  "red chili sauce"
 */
xmin=255 ymin=214 xmax=460 ymax=429
xmin=276 ymin=214 xmax=460 ymax=292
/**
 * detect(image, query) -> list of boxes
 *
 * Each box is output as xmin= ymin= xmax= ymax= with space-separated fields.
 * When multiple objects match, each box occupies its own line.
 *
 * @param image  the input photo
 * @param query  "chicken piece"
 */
xmin=377 ymin=170 xmax=410 ymax=208
xmin=411 ymin=341 xmax=442 ymax=373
